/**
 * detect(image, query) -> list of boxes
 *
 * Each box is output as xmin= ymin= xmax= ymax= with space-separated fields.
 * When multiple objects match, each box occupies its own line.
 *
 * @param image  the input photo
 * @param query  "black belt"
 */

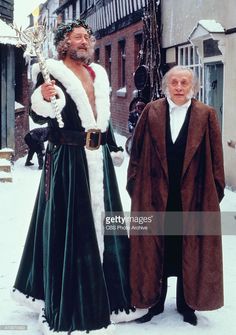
xmin=48 ymin=129 xmax=107 ymax=150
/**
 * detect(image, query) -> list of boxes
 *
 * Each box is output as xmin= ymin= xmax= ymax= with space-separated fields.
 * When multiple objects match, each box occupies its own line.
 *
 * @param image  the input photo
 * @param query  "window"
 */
xmin=88 ymin=0 xmax=94 ymax=8
xmin=178 ymin=44 xmax=203 ymax=101
xmin=94 ymin=47 xmax=100 ymax=64
xmin=203 ymin=39 xmax=222 ymax=58
xmin=105 ymin=44 xmax=112 ymax=84
xmin=81 ymin=0 xmax=86 ymax=13
xmin=118 ymin=39 xmax=126 ymax=88
xmin=134 ymin=32 xmax=143 ymax=69
xmin=68 ymin=5 xmax=73 ymax=20
xmin=73 ymin=1 xmax=77 ymax=19
xmin=81 ymin=0 xmax=95 ymax=13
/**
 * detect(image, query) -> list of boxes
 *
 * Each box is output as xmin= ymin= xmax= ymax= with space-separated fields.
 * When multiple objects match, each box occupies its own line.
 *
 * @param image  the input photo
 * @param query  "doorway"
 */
xmin=204 ymin=62 xmax=223 ymax=129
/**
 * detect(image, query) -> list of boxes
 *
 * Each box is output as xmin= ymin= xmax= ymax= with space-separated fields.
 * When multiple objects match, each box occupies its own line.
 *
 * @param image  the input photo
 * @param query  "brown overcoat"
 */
xmin=127 ymin=98 xmax=225 ymax=311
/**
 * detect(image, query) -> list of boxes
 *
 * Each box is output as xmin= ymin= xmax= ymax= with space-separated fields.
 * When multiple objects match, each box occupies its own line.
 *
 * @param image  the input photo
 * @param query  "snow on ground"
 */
xmin=0 ymin=134 xmax=236 ymax=335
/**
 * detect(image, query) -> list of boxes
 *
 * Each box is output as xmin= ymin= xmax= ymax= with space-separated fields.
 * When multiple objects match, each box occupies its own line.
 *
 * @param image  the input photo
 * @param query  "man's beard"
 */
xmin=69 ymin=48 xmax=91 ymax=62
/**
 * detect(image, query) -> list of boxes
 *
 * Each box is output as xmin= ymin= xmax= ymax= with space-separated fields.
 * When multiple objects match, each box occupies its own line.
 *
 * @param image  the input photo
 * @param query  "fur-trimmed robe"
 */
xmin=12 ymin=60 xmax=136 ymax=333
xmin=127 ymin=98 xmax=225 ymax=311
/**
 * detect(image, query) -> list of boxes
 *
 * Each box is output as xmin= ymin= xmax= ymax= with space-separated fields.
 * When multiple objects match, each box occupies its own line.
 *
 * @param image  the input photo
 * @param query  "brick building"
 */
xmin=94 ymin=20 xmax=144 ymax=135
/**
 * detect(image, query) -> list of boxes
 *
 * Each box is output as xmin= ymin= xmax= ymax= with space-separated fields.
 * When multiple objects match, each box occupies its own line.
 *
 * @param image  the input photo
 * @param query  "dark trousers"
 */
xmin=26 ymin=148 xmax=44 ymax=168
xmin=149 ymin=276 xmax=194 ymax=314
xmin=25 ymin=133 xmax=44 ymax=168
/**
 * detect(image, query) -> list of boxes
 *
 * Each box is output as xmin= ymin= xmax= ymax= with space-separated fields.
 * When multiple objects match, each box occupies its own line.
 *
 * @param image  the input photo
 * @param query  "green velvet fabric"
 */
xmin=14 ymin=77 xmax=131 ymax=332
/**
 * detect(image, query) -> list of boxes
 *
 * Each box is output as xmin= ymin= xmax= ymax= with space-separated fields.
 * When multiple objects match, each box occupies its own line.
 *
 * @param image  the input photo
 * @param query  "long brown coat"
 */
xmin=127 ymin=98 xmax=225 ymax=311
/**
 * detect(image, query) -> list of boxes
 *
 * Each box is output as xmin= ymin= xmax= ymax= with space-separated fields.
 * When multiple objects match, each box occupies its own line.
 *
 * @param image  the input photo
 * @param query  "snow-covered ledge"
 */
xmin=0 ymin=18 xmax=18 ymax=45
xmin=116 ymin=86 xmax=127 ymax=97
xmin=0 ymin=148 xmax=14 ymax=160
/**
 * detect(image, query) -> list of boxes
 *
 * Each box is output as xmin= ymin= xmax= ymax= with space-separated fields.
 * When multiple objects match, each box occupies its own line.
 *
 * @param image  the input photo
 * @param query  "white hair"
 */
xmin=161 ymin=65 xmax=200 ymax=97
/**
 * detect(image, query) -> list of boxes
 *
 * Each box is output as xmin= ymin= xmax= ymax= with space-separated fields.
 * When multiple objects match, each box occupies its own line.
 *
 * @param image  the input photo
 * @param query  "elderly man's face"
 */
xmin=167 ymin=69 xmax=193 ymax=105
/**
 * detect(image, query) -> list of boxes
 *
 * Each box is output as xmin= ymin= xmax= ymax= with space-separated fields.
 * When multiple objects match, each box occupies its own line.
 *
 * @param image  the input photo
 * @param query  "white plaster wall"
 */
xmin=161 ymin=0 xmax=235 ymax=48
xmin=222 ymin=35 xmax=236 ymax=189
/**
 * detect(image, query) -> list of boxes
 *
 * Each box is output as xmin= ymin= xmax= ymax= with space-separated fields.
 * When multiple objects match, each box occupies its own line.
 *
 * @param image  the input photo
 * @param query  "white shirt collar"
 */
xmin=167 ymin=98 xmax=191 ymax=143
xmin=167 ymin=98 xmax=191 ymax=112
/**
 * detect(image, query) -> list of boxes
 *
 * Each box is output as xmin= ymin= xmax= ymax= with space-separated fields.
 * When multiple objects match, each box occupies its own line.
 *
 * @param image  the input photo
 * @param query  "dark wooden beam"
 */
xmin=0 ymin=45 xmax=15 ymax=149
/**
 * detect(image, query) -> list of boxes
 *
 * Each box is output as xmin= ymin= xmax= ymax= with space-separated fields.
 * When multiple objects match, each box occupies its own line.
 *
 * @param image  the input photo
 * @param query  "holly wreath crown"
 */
xmin=54 ymin=19 xmax=93 ymax=46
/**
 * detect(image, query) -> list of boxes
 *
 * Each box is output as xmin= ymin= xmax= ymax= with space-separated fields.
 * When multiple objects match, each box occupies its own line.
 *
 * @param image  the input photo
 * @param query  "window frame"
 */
xmin=178 ymin=44 xmax=203 ymax=101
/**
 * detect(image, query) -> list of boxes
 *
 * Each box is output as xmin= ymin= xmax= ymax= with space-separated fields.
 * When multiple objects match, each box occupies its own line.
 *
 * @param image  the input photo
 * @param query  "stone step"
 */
xmin=0 ymin=171 xmax=13 ymax=183
xmin=0 ymin=165 xmax=11 ymax=173
xmin=0 ymin=157 xmax=13 ymax=182
xmin=0 ymin=159 xmax=11 ymax=173
xmin=0 ymin=148 xmax=14 ymax=161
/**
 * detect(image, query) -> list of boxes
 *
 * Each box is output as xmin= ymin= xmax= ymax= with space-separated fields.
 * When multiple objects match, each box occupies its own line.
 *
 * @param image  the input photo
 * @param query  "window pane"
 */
xmin=203 ymin=39 xmax=222 ymax=57
xmin=179 ymin=48 xmax=183 ymax=65
xmin=185 ymin=48 xmax=188 ymax=65
xmin=190 ymin=47 xmax=193 ymax=65
xmin=194 ymin=47 xmax=199 ymax=63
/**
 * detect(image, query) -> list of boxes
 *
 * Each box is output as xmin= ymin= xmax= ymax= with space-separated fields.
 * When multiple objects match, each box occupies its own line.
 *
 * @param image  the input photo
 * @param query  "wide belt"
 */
xmin=48 ymin=128 xmax=107 ymax=150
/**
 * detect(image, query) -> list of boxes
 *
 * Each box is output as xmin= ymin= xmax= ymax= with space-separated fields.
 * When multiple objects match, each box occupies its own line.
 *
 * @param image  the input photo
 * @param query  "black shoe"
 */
xmin=179 ymin=310 xmax=197 ymax=326
xmin=25 ymin=161 xmax=34 ymax=166
xmin=135 ymin=306 xmax=164 ymax=323
xmin=38 ymin=166 xmax=43 ymax=170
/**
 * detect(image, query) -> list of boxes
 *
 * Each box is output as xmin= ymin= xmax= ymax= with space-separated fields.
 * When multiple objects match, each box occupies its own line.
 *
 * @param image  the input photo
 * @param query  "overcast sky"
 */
xmin=14 ymin=0 xmax=46 ymax=28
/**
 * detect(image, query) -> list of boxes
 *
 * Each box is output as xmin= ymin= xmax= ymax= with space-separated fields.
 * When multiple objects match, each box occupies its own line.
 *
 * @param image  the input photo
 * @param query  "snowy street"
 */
xmin=0 ymin=134 xmax=236 ymax=335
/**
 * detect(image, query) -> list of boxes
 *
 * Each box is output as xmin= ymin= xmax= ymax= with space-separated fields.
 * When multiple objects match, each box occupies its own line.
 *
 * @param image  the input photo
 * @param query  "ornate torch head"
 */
xmin=11 ymin=23 xmax=47 ymax=56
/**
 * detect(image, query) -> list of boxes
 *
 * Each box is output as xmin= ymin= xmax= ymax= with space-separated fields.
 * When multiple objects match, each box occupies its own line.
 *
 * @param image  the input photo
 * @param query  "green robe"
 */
xmin=13 ymin=61 xmax=131 ymax=333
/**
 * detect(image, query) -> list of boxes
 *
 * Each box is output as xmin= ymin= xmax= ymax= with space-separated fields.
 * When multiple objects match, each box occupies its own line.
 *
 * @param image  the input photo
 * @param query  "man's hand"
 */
xmin=41 ymin=80 xmax=57 ymax=101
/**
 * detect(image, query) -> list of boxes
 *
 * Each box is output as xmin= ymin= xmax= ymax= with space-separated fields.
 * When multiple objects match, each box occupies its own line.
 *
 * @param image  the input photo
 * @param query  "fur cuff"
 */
xmin=110 ymin=151 xmax=124 ymax=167
xmin=31 ymin=85 xmax=66 ymax=118
xmin=11 ymin=287 xmax=44 ymax=313
xmin=110 ymin=308 xmax=148 ymax=323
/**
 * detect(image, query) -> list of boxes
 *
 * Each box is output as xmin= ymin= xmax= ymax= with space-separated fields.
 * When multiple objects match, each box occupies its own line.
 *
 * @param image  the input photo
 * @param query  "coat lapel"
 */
xmin=151 ymin=99 xmax=169 ymax=182
xmin=181 ymin=99 xmax=208 ymax=181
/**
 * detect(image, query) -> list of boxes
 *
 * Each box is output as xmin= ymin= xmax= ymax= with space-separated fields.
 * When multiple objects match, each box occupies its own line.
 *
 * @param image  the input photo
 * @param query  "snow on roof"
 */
xmin=198 ymin=20 xmax=225 ymax=33
xmin=0 ymin=19 xmax=18 ymax=45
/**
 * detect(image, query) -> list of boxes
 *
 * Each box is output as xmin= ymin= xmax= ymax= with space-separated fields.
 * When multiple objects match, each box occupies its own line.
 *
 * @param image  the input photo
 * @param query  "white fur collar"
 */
xmin=32 ymin=59 xmax=110 ymax=132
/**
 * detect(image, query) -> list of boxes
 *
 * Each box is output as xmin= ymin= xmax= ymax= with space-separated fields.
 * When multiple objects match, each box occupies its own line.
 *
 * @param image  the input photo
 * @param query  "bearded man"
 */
xmin=12 ymin=19 xmax=146 ymax=334
xmin=127 ymin=66 xmax=225 ymax=326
